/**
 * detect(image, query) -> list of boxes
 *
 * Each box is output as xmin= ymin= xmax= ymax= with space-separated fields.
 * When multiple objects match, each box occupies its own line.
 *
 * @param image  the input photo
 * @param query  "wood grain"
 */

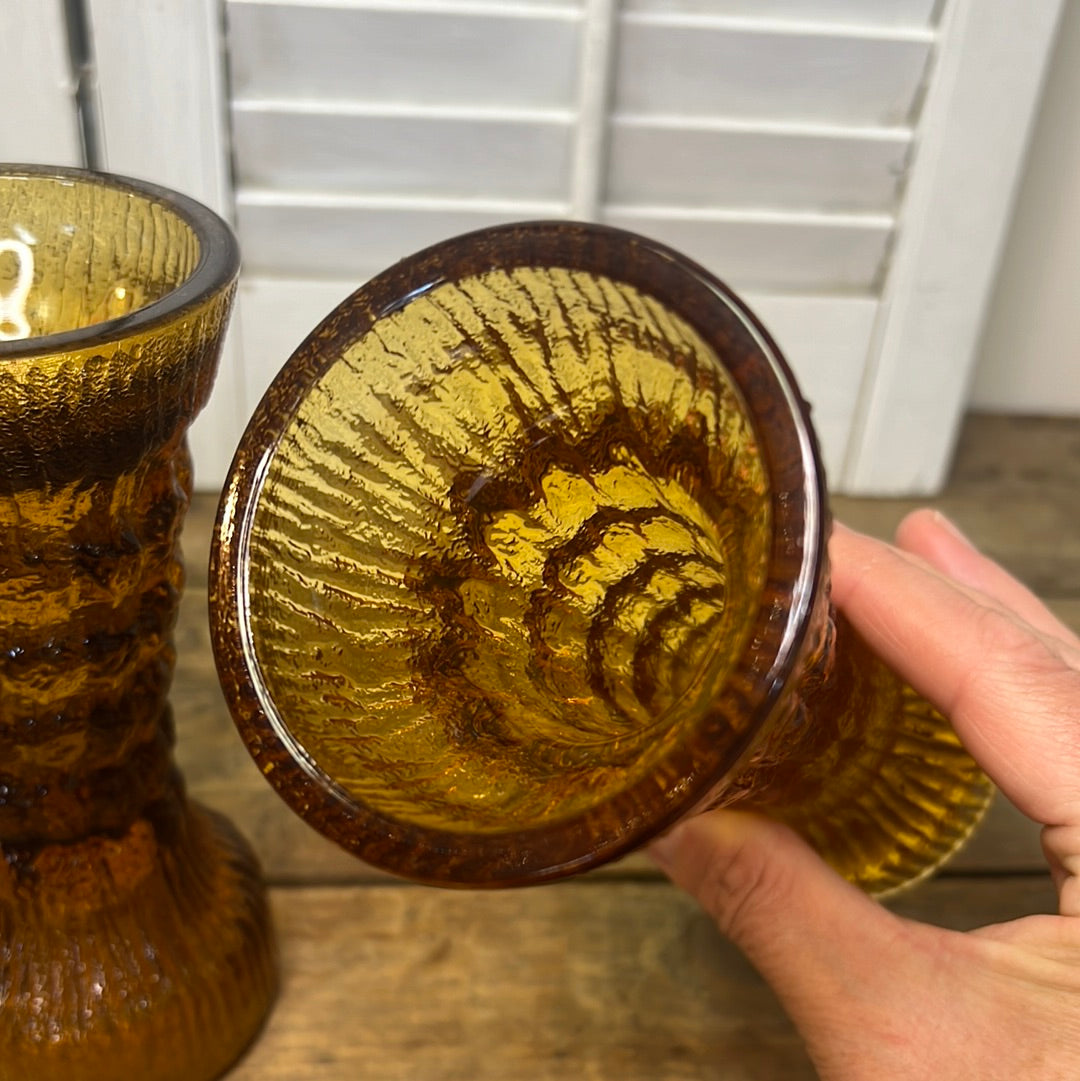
xmin=231 ymin=880 xmax=816 ymax=1081
xmin=222 ymin=875 xmax=1056 ymax=1081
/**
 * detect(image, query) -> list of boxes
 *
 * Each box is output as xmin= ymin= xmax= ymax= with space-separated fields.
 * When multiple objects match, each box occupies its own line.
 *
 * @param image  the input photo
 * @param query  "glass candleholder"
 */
xmin=0 ymin=166 xmax=276 ymax=1081
xmin=211 ymin=221 xmax=992 ymax=892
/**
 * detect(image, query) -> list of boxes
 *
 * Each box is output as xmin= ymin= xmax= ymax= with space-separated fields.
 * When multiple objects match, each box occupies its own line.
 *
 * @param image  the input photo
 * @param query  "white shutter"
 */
xmin=6 ymin=0 xmax=1064 ymax=492
xmin=1 ymin=2 xmax=82 ymax=165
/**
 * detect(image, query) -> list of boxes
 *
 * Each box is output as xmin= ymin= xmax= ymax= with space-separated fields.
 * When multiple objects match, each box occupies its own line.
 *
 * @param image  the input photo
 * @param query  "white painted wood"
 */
xmin=236 ymin=276 xmax=878 ymax=482
xmin=748 ymin=293 xmax=880 ymax=484
xmin=607 ymin=118 xmax=910 ymax=211
xmin=380 ymin=0 xmax=580 ymax=7
xmin=234 ymin=104 xmax=913 ymax=213
xmin=614 ymin=14 xmax=933 ymax=125
xmin=232 ymin=104 xmax=574 ymax=199
xmin=88 ymin=0 xmax=244 ymax=489
xmin=226 ymin=1 xmax=582 ymax=109
xmin=602 ymin=206 xmax=892 ymax=291
xmin=88 ymin=0 xmax=231 ymax=212
xmin=842 ymin=0 xmax=1066 ymax=494
xmin=69 ymin=0 xmax=1059 ymax=495
xmin=235 ymin=192 xmax=567 ymax=278
xmin=971 ymin=0 xmax=1080 ymax=416
xmin=622 ymin=0 xmax=937 ymax=25
xmin=236 ymin=279 xmax=358 ymax=406
xmin=238 ymin=0 xmax=580 ymax=7
xmin=1 ymin=1 xmax=82 ymax=165
xmin=235 ymin=195 xmax=890 ymax=290
xmin=569 ymin=0 xmax=618 ymax=218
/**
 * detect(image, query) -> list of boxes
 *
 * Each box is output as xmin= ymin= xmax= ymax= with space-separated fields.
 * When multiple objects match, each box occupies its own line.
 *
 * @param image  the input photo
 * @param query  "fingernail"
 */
xmin=931 ymin=510 xmax=975 ymax=549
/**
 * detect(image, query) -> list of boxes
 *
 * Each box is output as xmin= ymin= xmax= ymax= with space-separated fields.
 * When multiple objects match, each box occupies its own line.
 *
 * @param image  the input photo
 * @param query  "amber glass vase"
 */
xmin=211 ymin=221 xmax=992 ymax=893
xmin=0 ymin=167 xmax=275 ymax=1080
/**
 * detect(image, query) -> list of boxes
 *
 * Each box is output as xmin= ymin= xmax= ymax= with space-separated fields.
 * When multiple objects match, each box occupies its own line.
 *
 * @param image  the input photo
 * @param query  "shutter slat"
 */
xmin=615 ymin=16 xmax=932 ymax=124
xmin=602 ymin=206 xmax=891 ymax=291
xmin=622 ymin=1 xmax=936 ymax=28
xmin=232 ymin=106 xmax=574 ymax=200
xmin=227 ymin=2 xmax=581 ymax=108
xmin=608 ymin=119 xmax=909 ymax=211
xmin=234 ymin=195 xmax=568 ymax=279
xmin=234 ymin=193 xmax=891 ymax=292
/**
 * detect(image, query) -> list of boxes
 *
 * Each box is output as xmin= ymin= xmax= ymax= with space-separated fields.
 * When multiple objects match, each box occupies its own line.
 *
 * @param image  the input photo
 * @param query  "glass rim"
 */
xmin=211 ymin=219 xmax=829 ymax=885
xmin=0 ymin=164 xmax=240 ymax=360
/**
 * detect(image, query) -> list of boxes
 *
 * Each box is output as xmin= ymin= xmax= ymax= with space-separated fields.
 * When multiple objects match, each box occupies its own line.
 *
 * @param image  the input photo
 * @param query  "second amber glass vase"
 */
xmin=211 ymin=221 xmax=992 ymax=893
xmin=0 ymin=167 xmax=276 ymax=1081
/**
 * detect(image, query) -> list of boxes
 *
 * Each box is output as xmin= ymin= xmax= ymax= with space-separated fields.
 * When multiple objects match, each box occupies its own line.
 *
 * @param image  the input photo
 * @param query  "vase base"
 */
xmin=0 ymin=800 xmax=277 ymax=1081
xmin=739 ymin=612 xmax=994 ymax=896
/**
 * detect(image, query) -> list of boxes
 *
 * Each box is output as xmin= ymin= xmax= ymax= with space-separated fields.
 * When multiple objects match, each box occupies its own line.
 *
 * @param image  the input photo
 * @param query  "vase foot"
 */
xmin=738 ymin=612 xmax=994 ymax=895
xmin=0 ymin=800 xmax=277 ymax=1081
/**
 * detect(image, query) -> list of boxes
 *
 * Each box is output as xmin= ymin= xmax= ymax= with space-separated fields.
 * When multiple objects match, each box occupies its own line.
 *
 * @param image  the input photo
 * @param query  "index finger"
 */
xmin=829 ymin=523 xmax=1080 ymax=829
xmin=896 ymin=509 xmax=1079 ymax=651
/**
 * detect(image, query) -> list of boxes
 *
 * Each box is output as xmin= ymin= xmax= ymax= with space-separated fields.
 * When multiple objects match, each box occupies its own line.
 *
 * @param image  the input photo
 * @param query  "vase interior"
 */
xmin=242 ymin=263 xmax=776 ymax=837
xmin=0 ymin=172 xmax=199 ymax=342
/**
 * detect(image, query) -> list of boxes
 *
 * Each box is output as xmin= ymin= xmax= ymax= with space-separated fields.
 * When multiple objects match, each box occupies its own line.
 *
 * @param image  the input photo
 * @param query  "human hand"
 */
xmin=649 ymin=510 xmax=1080 ymax=1080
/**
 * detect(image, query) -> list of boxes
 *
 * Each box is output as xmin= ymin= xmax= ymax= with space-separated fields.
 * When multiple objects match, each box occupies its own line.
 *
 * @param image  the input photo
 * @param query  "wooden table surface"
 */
xmin=174 ymin=415 xmax=1077 ymax=1080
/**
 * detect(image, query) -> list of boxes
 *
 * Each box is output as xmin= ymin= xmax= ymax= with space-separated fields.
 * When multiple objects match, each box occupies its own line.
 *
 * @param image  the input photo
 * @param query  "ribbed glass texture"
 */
xmin=0 ymin=167 xmax=276 ymax=1081
xmin=213 ymin=222 xmax=992 ymax=892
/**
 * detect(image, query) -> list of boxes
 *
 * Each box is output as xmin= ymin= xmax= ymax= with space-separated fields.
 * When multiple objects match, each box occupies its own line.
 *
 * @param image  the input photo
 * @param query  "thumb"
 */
xmin=649 ymin=810 xmax=909 ymax=1015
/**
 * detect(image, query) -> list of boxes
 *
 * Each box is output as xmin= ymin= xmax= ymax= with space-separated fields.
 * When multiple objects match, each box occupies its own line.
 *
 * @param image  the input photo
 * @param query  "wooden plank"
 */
xmin=601 ymin=206 xmax=891 ymax=291
xmin=178 ymin=418 xmax=1075 ymax=885
xmin=613 ymin=14 xmax=932 ymax=125
xmin=222 ymin=875 xmax=1054 ymax=1080
xmin=840 ymin=0 xmax=1066 ymax=494
xmin=885 ymin=873 xmax=1057 ymax=928
xmin=607 ymin=118 xmax=910 ymax=212
xmin=226 ymin=1 xmax=582 ymax=109
xmin=228 ymin=881 xmax=816 ymax=1081
xmin=622 ymin=0 xmax=938 ymax=25
xmin=178 ymin=410 xmax=1072 ymax=1079
xmin=231 ymin=104 xmax=574 ymax=199
xmin=0 ymin=1 xmax=82 ymax=165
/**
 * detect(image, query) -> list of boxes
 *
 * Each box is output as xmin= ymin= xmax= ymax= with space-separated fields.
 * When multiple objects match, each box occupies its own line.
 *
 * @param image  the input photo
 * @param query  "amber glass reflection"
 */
xmin=212 ymin=222 xmax=992 ymax=891
xmin=0 ymin=167 xmax=275 ymax=1081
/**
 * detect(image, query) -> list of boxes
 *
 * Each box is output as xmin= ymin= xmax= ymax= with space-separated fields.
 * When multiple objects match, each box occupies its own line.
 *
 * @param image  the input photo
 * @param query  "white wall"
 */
xmin=970 ymin=1 xmax=1080 ymax=415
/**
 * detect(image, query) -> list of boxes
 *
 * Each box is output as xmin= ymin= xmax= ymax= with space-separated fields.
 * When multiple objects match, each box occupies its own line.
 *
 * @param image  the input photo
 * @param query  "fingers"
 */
xmin=829 ymin=521 xmax=1080 ymax=829
xmin=1042 ymin=824 xmax=1080 ymax=918
xmin=896 ymin=509 xmax=1079 ymax=649
xmin=650 ymin=811 xmax=899 ymax=1002
xmin=649 ymin=810 xmax=942 ymax=1051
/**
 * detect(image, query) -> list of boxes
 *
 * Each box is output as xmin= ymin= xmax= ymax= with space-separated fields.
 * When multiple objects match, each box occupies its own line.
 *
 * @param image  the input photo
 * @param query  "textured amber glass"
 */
xmin=212 ymin=222 xmax=992 ymax=892
xmin=0 ymin=167 xmax=276 ymax=1081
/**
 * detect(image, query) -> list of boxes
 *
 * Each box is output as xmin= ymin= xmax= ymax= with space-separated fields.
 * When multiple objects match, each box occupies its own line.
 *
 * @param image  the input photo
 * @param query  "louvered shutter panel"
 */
xmin=5 ymin=0 xmax=1062 ymax=492
xmin=223 ymin=0 xmax=934 ymax=487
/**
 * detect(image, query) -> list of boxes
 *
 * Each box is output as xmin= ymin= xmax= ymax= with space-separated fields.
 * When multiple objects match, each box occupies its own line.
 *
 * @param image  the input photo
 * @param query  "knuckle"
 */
xmin=692 ymin=825 xmax=796 ymax=944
